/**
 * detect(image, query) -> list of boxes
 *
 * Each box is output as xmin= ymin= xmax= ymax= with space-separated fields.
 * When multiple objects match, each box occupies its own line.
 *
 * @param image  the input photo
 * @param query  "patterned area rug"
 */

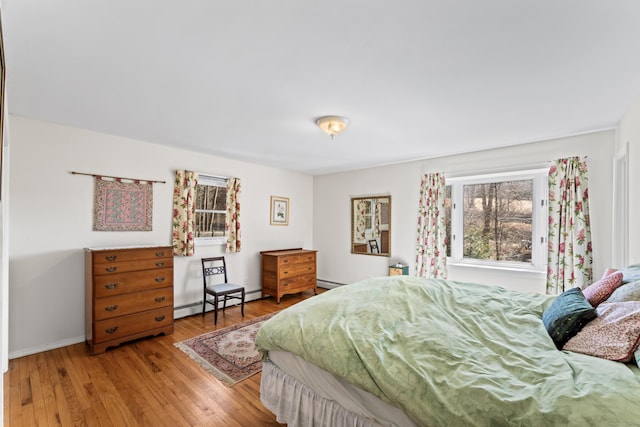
xmin=175 ymin=313 xmax=277 ymax=386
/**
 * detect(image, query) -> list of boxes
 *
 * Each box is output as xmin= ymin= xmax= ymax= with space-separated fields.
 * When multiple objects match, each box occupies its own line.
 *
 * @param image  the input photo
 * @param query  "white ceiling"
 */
xmin=3 ymin=1 xmax=640 ymax=175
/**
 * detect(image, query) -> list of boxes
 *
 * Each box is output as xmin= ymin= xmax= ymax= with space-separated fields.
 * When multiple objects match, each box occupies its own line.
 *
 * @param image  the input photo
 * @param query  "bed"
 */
xmin=255 ymin=276 xmax=640 ymax=426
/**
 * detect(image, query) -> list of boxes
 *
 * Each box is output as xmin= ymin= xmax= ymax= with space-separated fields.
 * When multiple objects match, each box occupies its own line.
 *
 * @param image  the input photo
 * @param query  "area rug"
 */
xmin=175 ymin=312 xmax=277 ymax=386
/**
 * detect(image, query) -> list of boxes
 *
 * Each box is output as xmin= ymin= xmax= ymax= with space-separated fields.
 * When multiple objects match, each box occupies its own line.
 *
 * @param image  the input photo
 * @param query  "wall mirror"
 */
xmin=351 ymin=195 xmax=391 ymax=256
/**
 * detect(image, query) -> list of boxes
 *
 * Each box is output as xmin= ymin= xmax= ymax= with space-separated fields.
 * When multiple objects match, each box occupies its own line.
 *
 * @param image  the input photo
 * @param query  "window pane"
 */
xmin=194 ymin=212 xmax=226 ymax=238
xmin=462 ymin=180 xmax=533 ymax=262
xmin=195 ymin=185 xmax=227 ymax=211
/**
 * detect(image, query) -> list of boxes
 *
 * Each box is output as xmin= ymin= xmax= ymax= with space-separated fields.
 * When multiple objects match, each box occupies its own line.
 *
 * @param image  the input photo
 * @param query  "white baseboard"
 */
xmin=9 ymin=335 xmax=86 ymax=360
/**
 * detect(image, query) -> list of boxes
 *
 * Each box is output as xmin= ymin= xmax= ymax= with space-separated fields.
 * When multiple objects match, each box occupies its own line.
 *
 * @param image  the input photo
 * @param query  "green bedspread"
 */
xmin=255 ymin=276 xmax=640 ymax=426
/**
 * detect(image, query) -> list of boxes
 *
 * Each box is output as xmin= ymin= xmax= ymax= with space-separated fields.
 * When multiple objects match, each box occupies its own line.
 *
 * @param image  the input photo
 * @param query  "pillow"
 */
xmin=563 ymin=301 xmax=640 ymax=362
xmin=618 ymin=264 xmax=640 ymax=284
xmin=542 ymin=288 xmax=597 ymax=349
xmin=606 ymin=280 xmax=640 ymax=303
xmin=582 ymin=272 xmax=624 ymax=307
xmin=601 ymin=268 xmax=618 ymax=279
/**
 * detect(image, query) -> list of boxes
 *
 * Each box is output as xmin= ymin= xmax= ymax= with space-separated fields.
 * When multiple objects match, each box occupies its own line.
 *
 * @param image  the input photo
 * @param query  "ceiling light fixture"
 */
xmin=315 ymin=116 xmax=349 ymax=140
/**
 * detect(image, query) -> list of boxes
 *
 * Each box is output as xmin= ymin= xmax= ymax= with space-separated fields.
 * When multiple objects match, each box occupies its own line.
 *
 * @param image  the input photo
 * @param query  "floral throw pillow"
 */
xmin=582 ymin=272 xmax=623 ymax=307
xmin=563 ymin=301 xmax=640 ymax=362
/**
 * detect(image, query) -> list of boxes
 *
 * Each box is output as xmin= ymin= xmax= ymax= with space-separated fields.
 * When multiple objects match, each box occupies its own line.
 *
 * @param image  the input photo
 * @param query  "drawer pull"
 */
xmin=155 ymin=296 xmax=166 ymax=303
xmin=105 ymin=267 xmax=117 ymax=273
xmin=283 ymin=259 xmax=289 ymax=263
xmin=155 ymin=315 xmax=166 ymax=322
xmin=156 ymin=262 xmax=165 ymax=267
xmin=105 ymin=327 xmax=119 ymax=334
xmin=155 ymin=277 xmax=165 ymax=283
xmin=105 ymin=283 xmax=118 ymax=290
xmin=105 ymin=255 xmax=117 ymax=261
xmin=156 ymin=252 xmax=165 ymax=257
xmin=105 ymin=305 xmax=118 ymax=312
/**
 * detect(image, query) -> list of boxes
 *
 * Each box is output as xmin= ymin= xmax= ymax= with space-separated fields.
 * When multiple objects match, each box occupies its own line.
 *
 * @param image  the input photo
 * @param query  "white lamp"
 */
xmin=316 ymin=116 xmax=349 ymax=140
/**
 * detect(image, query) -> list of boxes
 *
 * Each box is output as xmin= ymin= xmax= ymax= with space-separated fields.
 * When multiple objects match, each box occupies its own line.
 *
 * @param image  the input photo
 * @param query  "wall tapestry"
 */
xmin=94 ymin=177 xmax=153 ymax=231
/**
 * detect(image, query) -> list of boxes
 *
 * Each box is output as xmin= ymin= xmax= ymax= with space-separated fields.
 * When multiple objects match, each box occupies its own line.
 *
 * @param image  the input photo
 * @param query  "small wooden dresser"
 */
xmin=84 ymin=246 xmax=174 ymax=355
xmin=261 ymin=248 xmax=317 ymax=303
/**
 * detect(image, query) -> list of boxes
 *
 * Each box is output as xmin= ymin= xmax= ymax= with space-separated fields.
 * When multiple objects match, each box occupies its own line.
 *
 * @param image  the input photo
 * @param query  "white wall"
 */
xmin=314 ymin=130 xmax=616 ymax=294
xmin=617 ymin=96 xmax=640 ymax=264
xmin=7 ymin=115 xmax=314 ymax=358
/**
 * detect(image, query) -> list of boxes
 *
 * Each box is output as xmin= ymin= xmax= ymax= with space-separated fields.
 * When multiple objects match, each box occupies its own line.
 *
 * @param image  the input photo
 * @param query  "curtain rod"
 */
xmin=71 ymin=171 xmax=166 ymax=184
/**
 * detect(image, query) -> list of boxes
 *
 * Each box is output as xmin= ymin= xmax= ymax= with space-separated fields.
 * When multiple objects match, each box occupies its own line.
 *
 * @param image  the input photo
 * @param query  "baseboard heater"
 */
xmin=316 ymin=279 xmax=346 ymax=289
xmin=174 ymin=289 xmax=262 ymax=312
xmin=173 ymin=282 xmax=343 ymax=313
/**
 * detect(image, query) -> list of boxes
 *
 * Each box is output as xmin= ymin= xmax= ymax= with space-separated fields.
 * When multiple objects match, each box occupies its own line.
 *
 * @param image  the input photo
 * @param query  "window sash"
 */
xmin=447 ymin=169 xmax=547 ymax=271
xmin=195 ymin=174 xmax=227 ymax=245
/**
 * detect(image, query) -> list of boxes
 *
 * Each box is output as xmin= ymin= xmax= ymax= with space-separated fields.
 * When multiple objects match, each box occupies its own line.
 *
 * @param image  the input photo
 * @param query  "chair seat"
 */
xmin=206 ymin=283 xmax=244 ymax=294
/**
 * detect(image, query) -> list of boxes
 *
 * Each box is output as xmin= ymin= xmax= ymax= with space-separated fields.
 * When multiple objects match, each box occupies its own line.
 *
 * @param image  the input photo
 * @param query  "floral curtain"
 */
xmin=172 ymin=170 xmax=199 ymax=256
xmin=356 ymin=200 xmax=367 ymax=240
xmin=226 ymin=177 xmax=241 ymax=253
xmin=372 ymin=200 xmax=381 ymax=238
xmin=547 ymin=157 xmax=593 ymax=294
xmin=415 ymin=173 xmax=447 ymax=278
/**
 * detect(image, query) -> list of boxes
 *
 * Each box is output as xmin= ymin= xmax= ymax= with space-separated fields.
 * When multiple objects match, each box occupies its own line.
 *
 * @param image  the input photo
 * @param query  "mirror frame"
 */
xmin=351 ymin=195 xmax=391 ymax=257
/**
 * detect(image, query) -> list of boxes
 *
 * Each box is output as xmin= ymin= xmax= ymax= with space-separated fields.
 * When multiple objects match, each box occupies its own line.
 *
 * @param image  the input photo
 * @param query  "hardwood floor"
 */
xmin=4 ymin=289 xmax=323 ymax=426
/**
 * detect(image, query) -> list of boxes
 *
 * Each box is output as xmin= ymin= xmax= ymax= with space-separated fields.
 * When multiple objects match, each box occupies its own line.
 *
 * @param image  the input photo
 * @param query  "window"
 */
xmin=446 ymin=169 xmax=547 ymax=271
xmin=195 ymin=175 xmax=227 ymax=245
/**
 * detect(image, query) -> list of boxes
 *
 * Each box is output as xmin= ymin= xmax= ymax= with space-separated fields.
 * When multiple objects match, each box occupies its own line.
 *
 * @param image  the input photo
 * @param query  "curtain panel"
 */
xmin=547 ymin=157 xmax=593 ymax=294
xmin=372 ymin=200 xmax=381 ymax=239
xmin=356 ymin=200 xmax=367 ymax=240
xmin=415 ymin=173 xmax=447 ymax=279
xmin=226 ymin=177 xmax=241 ymax=253
xmin=172 ymin=170 xmax=199 ymax=256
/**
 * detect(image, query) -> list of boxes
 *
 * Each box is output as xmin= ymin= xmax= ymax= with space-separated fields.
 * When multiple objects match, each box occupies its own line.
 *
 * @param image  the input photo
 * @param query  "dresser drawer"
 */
xmin=94 ymin=268 xmax=173 ymax=298
xmin=93 ymin=258 xmax=173 ymax=276
xmin=280 ymin=273 xmax=316 ymax=292
xmin=94 ymin=306 xmax=173 ymax=343
xmin=92 ymin=247 xmax=172 ymax=265
xmin=94 ymin=287 xmax=173 ymax=321
xmin=278 ymin=253 xmax=316 ymax=266
xmin=280 ymin=262 xmax=316 ymax=278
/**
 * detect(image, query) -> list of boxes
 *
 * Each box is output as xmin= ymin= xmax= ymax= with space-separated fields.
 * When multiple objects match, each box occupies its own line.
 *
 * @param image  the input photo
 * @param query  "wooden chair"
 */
xmin=201 ymin=257 xmax=245 ymax=325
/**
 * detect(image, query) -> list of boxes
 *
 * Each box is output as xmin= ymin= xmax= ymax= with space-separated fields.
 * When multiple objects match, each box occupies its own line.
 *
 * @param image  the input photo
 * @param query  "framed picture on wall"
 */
xmin=270 ymin=196 xmax=289 ymax=226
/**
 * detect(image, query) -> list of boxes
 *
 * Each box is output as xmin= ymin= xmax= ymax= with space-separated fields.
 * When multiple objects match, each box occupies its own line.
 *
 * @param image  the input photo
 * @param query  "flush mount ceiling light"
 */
xmin=315 ymin=116 xmax=349 ymax=140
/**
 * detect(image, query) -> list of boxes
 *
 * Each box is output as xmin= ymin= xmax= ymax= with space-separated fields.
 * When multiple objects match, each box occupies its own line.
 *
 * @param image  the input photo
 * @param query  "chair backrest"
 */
xmin=201 ymin=257 xmax=228 ymax=287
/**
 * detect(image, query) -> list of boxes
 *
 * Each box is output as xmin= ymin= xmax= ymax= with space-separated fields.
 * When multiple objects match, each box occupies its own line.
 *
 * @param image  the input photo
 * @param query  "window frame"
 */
xmin=194 ymin=174 xmax=227 ymax=247
xmin=447 ymin=168 xmax=548 ymax=272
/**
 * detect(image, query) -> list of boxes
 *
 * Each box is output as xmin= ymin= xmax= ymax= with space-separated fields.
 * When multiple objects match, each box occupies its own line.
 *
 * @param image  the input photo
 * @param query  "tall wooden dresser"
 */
xmin=260 ymin=248 xmax=317 ymax=303
xmin=84 ymin=246 xmax=174 ymax=355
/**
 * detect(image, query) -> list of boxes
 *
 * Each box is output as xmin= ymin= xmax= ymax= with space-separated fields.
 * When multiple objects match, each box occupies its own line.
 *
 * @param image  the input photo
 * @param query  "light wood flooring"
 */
xmin=4 ymin=289 xmax=323 ymax=426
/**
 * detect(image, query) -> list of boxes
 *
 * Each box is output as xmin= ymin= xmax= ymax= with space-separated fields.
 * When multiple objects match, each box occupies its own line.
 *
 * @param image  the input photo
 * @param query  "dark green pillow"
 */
xmin=542 ymin=288 xmax=596 ymax=349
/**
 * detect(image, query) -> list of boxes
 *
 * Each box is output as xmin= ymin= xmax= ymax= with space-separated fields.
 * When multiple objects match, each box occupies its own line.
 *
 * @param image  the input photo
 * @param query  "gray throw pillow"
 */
xmin=606 ymin=280 xmax=640 ymax=302
xmin=618 ymin=264 xmax=640 ymax=284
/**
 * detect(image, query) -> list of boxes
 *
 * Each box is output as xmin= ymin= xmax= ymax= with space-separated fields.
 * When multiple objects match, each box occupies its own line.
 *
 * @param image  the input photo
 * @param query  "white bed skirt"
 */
xmin=261 ymin=360 xmax=383 ymax=427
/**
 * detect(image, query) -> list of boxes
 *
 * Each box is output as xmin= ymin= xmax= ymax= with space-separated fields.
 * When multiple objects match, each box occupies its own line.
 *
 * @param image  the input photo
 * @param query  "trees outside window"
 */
xmin=195 ymin=175 xmax=227 ymax=245
xmin=446 ymin=170 xmax=547 ymax=271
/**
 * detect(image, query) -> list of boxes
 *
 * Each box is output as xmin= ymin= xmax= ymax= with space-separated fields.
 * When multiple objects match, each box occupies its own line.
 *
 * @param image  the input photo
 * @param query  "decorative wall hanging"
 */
xmin=270 ymin=196 xmax=289 ymax=226
xmin=71 ymin=171 xmax=165 ymax=231
xmin=94 ymin=177 xmax=153 ymax=231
